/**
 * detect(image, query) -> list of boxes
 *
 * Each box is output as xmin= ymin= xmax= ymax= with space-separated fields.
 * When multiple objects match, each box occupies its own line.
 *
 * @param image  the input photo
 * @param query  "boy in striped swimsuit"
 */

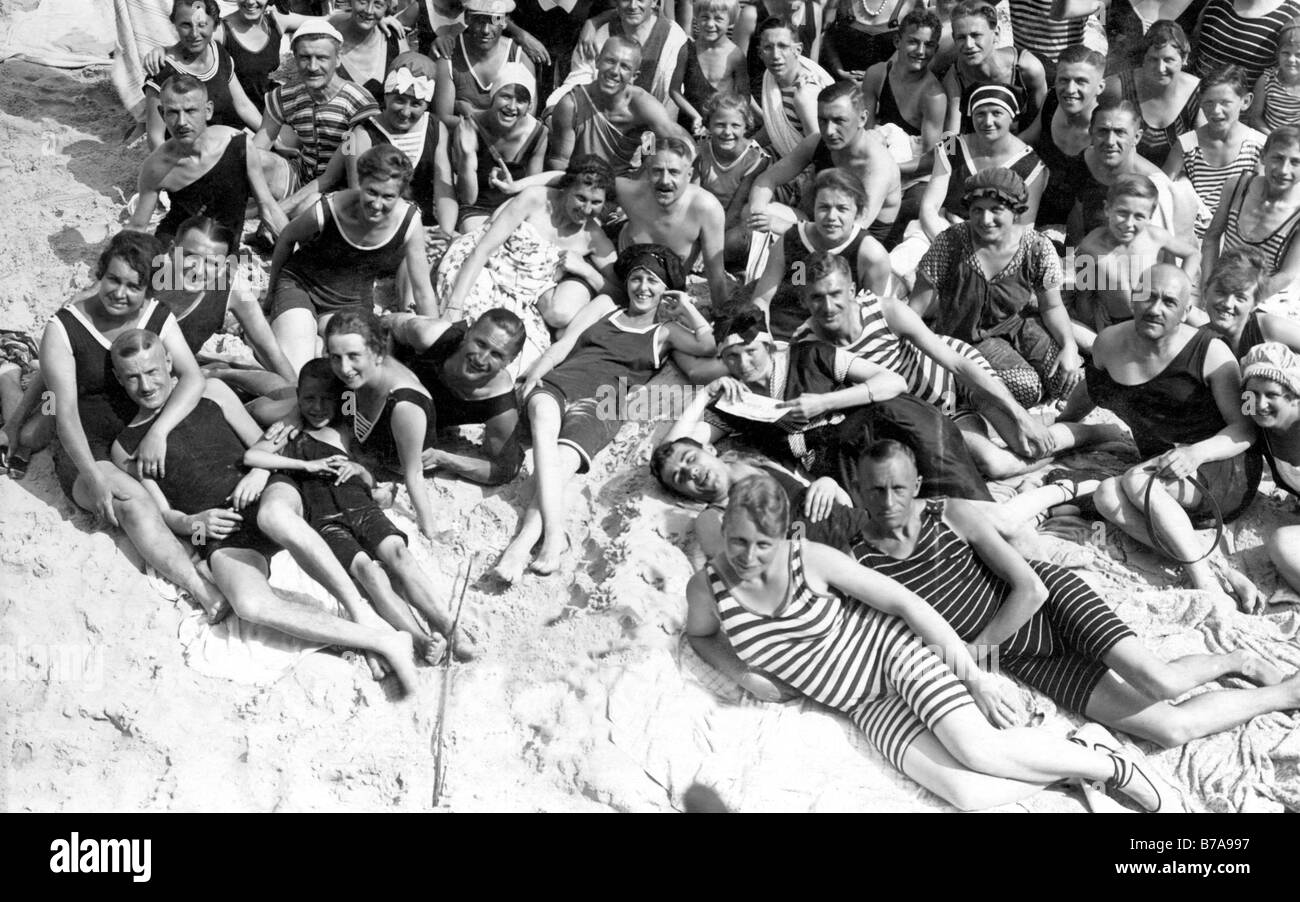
xmin=847 ymin=438 xmax=1300 ymax=748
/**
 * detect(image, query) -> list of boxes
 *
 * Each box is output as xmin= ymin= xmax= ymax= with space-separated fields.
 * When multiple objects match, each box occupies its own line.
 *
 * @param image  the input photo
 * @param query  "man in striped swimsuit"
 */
xmin=846 ymin=438 xmax=1300 ymax=746
xmin=255 ymin=19 xmax=381 ymax=218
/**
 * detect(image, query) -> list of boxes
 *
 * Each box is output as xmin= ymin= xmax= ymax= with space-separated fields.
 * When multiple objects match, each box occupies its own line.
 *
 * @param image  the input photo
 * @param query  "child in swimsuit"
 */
xmin=245 ymin=359 xmax=477 ymax=661
xmin=1249 ymin=21 xmax=1300 ymax=132
xmin=1072 ymin=175 xmax=1197 ymax=336
xmin=693 ymin=92 xmax=772 ymax=271
xmin=673 ymin=0 xmax=747 ymax=136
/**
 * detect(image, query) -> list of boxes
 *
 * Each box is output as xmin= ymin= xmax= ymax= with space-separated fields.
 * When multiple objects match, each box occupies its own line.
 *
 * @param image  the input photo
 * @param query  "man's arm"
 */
xmin=129 ymin=156 xmax=166 ymax=232
xmin=545 ymin=94 xmax=578 ymax=171
xmin=630 ymin=88 xmax=694 ymax=146
xmin=144 ymin=91 xmax=168 ymax=152
xmin=426 ymin=408 xmax=524 ymax=485
xmin=227 ymin=71 xmax=264 ymax=133
xmin=747 ymin=134 xmax=818 ymax=229
xmin=245 ymin=139 xmax=290 ymax=237
xmin=943 ymin=498 xmax=1049 ymax=647
xmin=228 ymin=291 xmax=298 ymax=383
xmin=432 ymin=121 xmax=460 ymax=235
xmin=695 ymin=193 xmax=730 ymax=307
xmin=1016 ymin=51 xmax=1049 ymax=141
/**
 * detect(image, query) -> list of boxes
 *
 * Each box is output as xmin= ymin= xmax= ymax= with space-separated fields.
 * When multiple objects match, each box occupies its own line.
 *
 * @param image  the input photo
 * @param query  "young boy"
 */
xmin=674 ymin=0 xmax=748 ymax=135
xmin=693 ymin=91 xmax=772 ymax=269
xmin=1072 ymin=175 xmax=1199 ymax=335
xmin=244 ymin=360 xmax=478 ymax=662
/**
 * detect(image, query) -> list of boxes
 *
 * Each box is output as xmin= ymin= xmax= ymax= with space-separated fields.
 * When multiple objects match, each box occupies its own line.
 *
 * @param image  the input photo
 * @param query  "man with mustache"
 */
xmin=131 ymin=75 xmax=291 ymax=245
xmin=255 ymin=18 xmax=381 ymax=218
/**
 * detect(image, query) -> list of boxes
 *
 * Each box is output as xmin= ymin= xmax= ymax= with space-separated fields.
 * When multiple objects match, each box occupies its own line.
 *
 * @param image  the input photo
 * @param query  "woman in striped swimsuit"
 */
xmin=685 ymin=472 xmax=1174 ymax=810
xmin=1202 ymin=127 xmax=1300 ymax=297
xmin=1164 ymin=65 xmax=1267 ymax=239
xmin=849 ymin=439 xmax=1300 ymax=749
xmin=1193 ymin=0 xmax=1300 ymax=83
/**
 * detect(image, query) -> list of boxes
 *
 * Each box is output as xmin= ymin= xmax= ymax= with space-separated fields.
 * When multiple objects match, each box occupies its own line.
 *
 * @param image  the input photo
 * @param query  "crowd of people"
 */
xmin=5 ymin=0 xmax=1300 ymax=811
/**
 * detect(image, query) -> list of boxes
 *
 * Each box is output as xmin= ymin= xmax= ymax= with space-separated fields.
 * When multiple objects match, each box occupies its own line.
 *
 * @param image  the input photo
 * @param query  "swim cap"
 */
xmin=384 ymin=52 xmax=438 ymax=102
xmin=614 ymin=244 xmax=686 ymax=292
xmin=1243 ymin=342 xmax=1300 ymax=398
xmin=962 ymin=167 xmax=1029 ymax=214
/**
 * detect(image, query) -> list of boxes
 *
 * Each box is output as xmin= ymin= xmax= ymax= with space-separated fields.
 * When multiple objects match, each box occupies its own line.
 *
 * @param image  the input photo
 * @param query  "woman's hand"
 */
xmin=747 ymin=206 xmax=777 ymax=233
xmin=739 ymin=670 xmax=797 ymax=702
xmin=189 ymin=507 xmax=243 ymax=541
xmin=777 ymin=393 xmax=830 ymax=426
xmin=134 ymin=431 xmax=169 ymax=480
xmin=803 ymin=477 xmax=840 ymax=523
xmin=301 ymin=455 xmax=344 ymax=476
xmin=559 ymin=250 xmax=588 ymax=276
xmin=659 ymin=290 xmax=699 ymax=323
xmin=965 ymin=673 xmax=1023 ymax=729
xmin=1154 ymin=444 xmax=1202 ymax=481
xmin=141 ymin=45 xmax=167 ymax=77
xmin=516 ymin=372 xmax=542 ymax=405
xmin=420 ymin=447 xmax=448 ymax=471
xmin=705 ymin=376 xmax=747 ymax=404
xmin=1049 ymin=345 xmax=1085 ymax=396
xmin=377 ymin=15 xmax=407 ymax=38
xmin=229 ymin=470 xmax=269 ymax=511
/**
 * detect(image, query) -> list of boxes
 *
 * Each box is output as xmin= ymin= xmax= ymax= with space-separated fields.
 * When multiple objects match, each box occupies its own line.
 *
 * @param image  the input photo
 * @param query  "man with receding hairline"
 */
xmin=108 ymin=329 xmax=424 ymax=696
xmin=546 ymin=35 xmax=690 ymax=175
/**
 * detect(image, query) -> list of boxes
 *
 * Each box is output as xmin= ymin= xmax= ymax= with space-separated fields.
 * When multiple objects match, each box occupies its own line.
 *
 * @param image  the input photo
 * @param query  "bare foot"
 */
xmin=413 ymin=631 xmax=447 ymax=665
xmin=1231 ymin=650 xmax=1286 ymax=687
xmin=528 ymin=535 xmax=569 ymax=576
xmin=364 ymin=651 xmax=388 ymax=681
xmin=447 ymin=620 xmax=480 ymax=662
xmin=380 ymin=632 xmax=419 ymax=696
xmin=192 ymin=579 xmax=231 ymax=625
xmin=1219 ymin=567 xmax=1261 ymax=614
xmin=492 ymin=542 xmax=532 ymax=584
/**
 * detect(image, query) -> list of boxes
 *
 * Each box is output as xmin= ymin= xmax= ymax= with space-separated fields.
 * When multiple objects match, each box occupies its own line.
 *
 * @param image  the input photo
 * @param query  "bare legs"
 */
xmin=269 ymin=307 xmax=322 ymax=378
xmin=72 ymin=463 xmax=229 ymax=622
xmin=536 ymin=282 xmax=592 ymax=340
xmin=1266 ymin=526 xmax=1300 ymax=600
xmin=492 ymin=392 xmax=581 ymax=582
xmin=1084 ymin=636 xmax=1300 ymax=747
xmin=900 ymin=705 xmax=1161 ymax=811
xmin=209 ymin=546 xmax=418 ymax=695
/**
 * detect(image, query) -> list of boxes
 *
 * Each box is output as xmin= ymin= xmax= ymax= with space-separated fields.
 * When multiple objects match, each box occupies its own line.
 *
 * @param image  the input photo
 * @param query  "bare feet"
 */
xmin=446 ymin=620 xmax=480 ymax=662
xmin=528 ymin=535 xmax=569 ymax=576
xmin=1218 ymin=567 xmax=1261 ymax=614
xmin=1230 ymin=650 xmax=1286 ymax=687
xmin=491 ymin=542 xmax=532 ymax=584
xmin=1281 ymin=671 xmax=1300 ymax=709
xmin=364 ymin=651 xmax=389 ymax=681
xmin=379 ymin=632 xmax=420 ymax=696
xmin=192 ymin=579 xmax=231 ymax=625
xmin=413 ymin=631 xmax=447 ymax=666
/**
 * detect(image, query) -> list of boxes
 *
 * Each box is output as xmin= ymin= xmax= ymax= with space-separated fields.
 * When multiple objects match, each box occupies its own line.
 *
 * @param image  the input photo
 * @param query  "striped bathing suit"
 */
xmin=1261 ymin=67 xmax=1300 ymax=131
xmin=791 ymin=291 xmax=996 ymax=417
xmin=851 ymin=498 xmax=1135 ymax=715
xmin=1221 ymin=173 xmax=1300 ymax=275
xmin=705 ymin=540 xmax=974 ymax=770
xmin=1194 ymin=0 xmax=1300 ymax=83
xmin=1177 ymin=127 xmax=1267 ymax=237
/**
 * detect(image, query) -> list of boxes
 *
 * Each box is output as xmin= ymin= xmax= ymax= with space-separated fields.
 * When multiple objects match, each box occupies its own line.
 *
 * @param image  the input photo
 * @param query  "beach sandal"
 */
xmin=1069 ymin=723 xmax=1176 ymax=813
xmin=4 ymin=452 xmax=30 ymax=480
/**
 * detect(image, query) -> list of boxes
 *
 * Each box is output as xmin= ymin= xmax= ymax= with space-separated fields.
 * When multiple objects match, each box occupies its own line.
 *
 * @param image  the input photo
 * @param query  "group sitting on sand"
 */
xmin=6 ymin=0 xmax=1300 ymax=809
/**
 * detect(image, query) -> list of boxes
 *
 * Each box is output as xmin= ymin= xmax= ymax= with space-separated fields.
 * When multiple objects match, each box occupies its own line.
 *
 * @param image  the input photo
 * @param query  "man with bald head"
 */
xmin=546 ymin=35 xmax=690 ymax=176
xmin=1062 ymin=264 xmax=1263 ymax=610
xmin=108 ymin=330 xmax=423 ymax=696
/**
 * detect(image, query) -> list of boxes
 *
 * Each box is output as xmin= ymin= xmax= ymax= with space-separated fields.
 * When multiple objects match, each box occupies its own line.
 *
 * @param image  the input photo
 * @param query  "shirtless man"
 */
xmin=941 ymin=0 xmax=1046 ymax=138
xmin=1019 ymin=44 xmax=1105 ymax=226
xmin=255 ymin=18 xmax=381 ymax=218
xmin=384 ymin=308 xmax=526 ymax=485
xmin=748 ymin=81 xmax=903 ymax=246
xmin=504 ymin=137 xmax=728 ymax=306
xmin=108 ymin=330 xmax=420 ymax=695
xmin=1060 ymin=100 xmax=1190 ymax=245
xmin=131 ymin=75 xmax=290 ymax=246
xmin=546 ymin=35 xmax=690 ymax=175
xmin=143 ymin=0 xmax=263 ymax=151
xmin=860 ymin=9 xmax=949 ymax=182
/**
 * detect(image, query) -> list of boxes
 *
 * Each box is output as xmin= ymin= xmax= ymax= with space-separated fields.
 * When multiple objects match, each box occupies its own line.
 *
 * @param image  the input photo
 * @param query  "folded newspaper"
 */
xmin=715 ymin=390 xmax=789 ymax=424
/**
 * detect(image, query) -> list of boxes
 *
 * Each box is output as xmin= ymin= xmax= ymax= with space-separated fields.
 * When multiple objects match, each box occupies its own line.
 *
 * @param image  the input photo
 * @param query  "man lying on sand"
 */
xmin=108 ymin=329 xmax=422 ymax=696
